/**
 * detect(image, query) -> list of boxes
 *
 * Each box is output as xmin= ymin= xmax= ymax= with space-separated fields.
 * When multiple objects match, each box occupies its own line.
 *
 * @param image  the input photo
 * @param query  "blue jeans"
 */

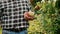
xmin=2 ymin=30 xmax=28 ymax=34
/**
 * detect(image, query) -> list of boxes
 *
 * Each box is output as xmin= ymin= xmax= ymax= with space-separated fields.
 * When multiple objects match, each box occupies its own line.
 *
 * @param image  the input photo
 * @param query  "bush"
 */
xmin=28 ymin=0 xmax=60 ymax=34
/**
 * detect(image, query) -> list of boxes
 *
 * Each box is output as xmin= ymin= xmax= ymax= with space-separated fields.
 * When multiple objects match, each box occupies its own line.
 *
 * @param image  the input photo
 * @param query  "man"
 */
xmin=0 ymin=0 xmax=34 ymax=34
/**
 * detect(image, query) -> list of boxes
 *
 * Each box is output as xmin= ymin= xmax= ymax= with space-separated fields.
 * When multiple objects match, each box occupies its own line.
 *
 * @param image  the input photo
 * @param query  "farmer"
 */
xmin=0 ymin=0 xmax=34 ymax=34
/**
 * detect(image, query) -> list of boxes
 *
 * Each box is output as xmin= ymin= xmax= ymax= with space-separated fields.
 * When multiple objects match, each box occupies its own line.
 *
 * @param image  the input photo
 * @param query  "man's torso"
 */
xmin=0 ymin=0 xmax=29 ymax=29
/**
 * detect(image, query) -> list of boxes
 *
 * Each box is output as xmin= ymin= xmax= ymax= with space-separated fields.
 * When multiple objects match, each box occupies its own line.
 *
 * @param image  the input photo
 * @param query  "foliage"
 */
xmin=0 ymin=27 xmax=2 ymax=34
xmin=28 ymin=0 xmax=60 ymax=34
xmin=55 ymin=0 xmax=60 ymax=9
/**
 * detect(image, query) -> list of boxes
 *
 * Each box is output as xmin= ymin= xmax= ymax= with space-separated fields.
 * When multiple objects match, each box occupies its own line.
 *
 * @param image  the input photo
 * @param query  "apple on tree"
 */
xmin=34 ymin=5 xmax=40 ymax=10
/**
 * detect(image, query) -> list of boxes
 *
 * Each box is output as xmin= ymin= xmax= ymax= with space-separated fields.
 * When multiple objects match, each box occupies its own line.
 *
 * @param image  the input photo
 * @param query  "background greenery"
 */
xmin=28 ymin=0 xmax=60 ymax=34
xmin=0 ymin=27 xmax=2 ymax=34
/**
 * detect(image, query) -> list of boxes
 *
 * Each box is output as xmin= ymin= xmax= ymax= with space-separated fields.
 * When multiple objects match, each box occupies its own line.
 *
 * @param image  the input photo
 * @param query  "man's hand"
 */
xmin=24 ymin=11 xmax=34 ymax=20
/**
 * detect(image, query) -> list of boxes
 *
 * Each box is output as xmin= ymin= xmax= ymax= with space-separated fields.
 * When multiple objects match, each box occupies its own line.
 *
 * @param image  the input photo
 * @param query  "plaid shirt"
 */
xmin=0 ymin=0 xmax=31 ymax=29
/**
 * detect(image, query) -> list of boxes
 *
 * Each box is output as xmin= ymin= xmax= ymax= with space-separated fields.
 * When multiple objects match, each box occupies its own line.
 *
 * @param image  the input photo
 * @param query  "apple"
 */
xmin=28 ymin=10 xmax=35 ymax=16
xmin=34 ymin=5 xmax=40 ymax=10
xmin=30 ymin=0 xmax=33 ymax=3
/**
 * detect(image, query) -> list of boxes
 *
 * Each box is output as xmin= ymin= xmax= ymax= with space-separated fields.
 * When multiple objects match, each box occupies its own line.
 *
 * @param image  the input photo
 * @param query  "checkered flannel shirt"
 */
xmin=0 ymin=0 xmax=31 ymax=29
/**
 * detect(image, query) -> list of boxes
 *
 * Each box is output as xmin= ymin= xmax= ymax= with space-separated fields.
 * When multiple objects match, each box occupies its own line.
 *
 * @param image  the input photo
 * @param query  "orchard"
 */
xmin=28 ymin=0 xmax=60 ymax=34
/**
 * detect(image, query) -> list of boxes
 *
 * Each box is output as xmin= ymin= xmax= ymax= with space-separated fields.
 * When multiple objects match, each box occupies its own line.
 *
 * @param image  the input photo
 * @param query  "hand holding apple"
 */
xmin=24 ymin=11 xmax=34 ymax=20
